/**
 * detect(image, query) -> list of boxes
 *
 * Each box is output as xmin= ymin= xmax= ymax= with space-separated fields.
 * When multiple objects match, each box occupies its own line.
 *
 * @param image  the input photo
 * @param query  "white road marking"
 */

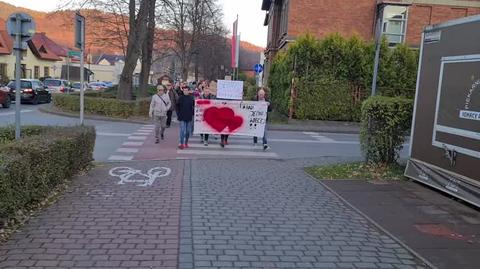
xmin=0 ymin=109 xmax=33 ymax=116
xmin=109 ymin=166 xmax=171 ymax=187
xmin=123 ymin=141 xmax=144 ymax=146
xmin=311 ymin=135 xmax=337 ymax=142
xmin=303 ymin=131 xmax=319 ymax=135
xmin=128 ymin=136 xmax=147 ymax=140
xmin=177 ymin=149 xmax=278 ymax=158
xmin=269 ymin=138 xmax=359 ymax=144
xmin=142 ymin=125 xmax=155 ymax=127
xmin=116 ymin=148 xmax=139 ymax=153
xmin=108 ymin=155 xmax=134 ymax=161
xmin=187 ymin=143 xmax=258 ymax=150
xmin=133 ymin=132 xmax=152 ymax=136
xmin=97 ymin=132 xmax=131 ymax=137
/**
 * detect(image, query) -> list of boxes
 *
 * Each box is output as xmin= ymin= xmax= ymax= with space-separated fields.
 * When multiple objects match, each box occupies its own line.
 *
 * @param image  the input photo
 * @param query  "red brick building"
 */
xmin=262 ymin=0 xmax=480 ymax=79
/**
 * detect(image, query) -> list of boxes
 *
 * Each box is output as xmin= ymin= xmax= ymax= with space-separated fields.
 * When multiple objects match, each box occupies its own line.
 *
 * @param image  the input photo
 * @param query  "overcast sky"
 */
xmin=1 ymin=0 xmax=268 ymax=47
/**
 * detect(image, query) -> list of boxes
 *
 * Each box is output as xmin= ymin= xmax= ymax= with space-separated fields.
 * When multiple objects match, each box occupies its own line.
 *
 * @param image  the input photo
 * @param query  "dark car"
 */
xmin=7 ymin=79 xmax=52 ymax=105
xmin=0 ymin=84 xmax=11 ymax=108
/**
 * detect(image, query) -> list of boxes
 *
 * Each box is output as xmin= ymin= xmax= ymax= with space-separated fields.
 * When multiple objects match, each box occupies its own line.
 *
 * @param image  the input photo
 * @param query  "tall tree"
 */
xmin=159 ymin=0 xmax=221 ymax=81
xmin=117 ymin=0 xmax=151 ymax=100
xmin=138 ymin=0 xmax=157 ymax=97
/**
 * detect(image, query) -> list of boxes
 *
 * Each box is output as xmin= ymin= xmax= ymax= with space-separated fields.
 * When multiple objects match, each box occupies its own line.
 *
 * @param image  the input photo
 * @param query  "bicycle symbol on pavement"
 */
xmin=108 ymin=166 xmax=171 ymax=187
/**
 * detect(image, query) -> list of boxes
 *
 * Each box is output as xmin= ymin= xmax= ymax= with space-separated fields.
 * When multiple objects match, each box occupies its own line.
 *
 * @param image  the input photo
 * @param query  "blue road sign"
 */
xmin=254 ymin=64 xmax=263 ymax=74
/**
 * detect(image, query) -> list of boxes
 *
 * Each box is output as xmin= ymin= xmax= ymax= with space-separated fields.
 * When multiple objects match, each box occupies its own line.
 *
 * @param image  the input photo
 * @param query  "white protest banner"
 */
xmin=194 ymin=99 xmax=268 ymax=137
xmin=216 ymin=79 xmax=244 ymax=100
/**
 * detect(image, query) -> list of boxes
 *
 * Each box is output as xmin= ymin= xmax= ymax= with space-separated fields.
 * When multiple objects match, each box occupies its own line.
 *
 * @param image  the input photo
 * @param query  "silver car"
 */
xmin=44 ymin=79 xmax=72 ymax=93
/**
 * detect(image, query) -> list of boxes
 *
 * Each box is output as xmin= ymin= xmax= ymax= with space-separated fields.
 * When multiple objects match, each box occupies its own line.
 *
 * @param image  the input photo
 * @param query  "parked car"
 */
xmin=71 ymin=82 xmax=90 ymax=92
xmin=0 ymin=84 xmax=11 ymax=108
xmin=88 ymin=82 xmax=108 ymax=91
xmin=44 ymin=79 xmax=72 ymax=93
xmin=102 ymin=81 xmax=114 ymax=88
xmin=7 ymin=79 xmax=51 ymax=105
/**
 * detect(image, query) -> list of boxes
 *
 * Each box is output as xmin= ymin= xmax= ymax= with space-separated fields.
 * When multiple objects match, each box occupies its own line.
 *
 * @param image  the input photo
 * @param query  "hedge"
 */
xmin=360 ymin=96 xmax=413 ymax=164
xmin=53 ymin=94 xmax=151 ymax=118
xmin=0 ymin=126 xmax=96 ymax=224
xmin=268 ymin=33 xmax=419 ymax=121
xmin=296 ymin=76 xmax=361 ymax=121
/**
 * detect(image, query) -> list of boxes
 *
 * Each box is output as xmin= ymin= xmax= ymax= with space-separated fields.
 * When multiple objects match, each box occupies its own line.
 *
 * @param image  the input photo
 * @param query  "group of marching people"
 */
xmin=149 ymin=80 xmax=270 ymax=150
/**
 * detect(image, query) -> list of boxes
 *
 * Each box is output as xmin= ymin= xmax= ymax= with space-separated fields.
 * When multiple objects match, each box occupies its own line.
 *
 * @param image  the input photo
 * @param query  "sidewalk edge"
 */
xmin=38 ymin=105 xmax=151 ymax=125
xmin=306 ymin=173 xmax=438 ymax=269
xmin=39 ymin=105 xmax=359 ymax=133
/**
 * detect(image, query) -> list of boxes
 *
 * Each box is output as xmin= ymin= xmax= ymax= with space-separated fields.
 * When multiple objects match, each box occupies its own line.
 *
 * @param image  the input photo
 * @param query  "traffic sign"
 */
xmin=254 ymin=64 xmax=263 ymax=74
xmin=75 ymin=13 xmax=85 ymax=49
xmin=68 ymin=51 xmax=81 ymax=57
xmin=6 ymin=12 xmax=36 ymax=49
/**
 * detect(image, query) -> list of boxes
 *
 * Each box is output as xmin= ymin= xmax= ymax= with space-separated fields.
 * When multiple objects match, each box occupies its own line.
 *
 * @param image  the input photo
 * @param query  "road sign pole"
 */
xmin=67 ymin=55 xmax=70 ymax=82
xmin=80 ymin=45 xmax=84 ymax=126
xmin=14 ymin=14 xmax=21 ymax=140
xmin=75 ymin=12 xmax=85 ymax=125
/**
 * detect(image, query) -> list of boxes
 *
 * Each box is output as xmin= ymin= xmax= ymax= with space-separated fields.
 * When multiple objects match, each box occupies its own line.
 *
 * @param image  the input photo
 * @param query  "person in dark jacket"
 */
xmin=200 ymin=86 xmax=215 ymax=146
xmin=165 ymin=81 xmax=178 ymax=127
xmin=176 ymin=86 xmax=195 ymax=149
xmin=253 ymin=88 xmax=272 ymax=150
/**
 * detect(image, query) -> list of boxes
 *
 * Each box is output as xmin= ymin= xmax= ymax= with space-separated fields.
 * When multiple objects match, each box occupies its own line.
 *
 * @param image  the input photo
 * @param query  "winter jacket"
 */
xmin=167 ymin=89 xmax=178 ymax=111
xmin=149 ymin=93 xmax=171 ymax=117
xmin=176 ymin=95 xmax=195 ymax=122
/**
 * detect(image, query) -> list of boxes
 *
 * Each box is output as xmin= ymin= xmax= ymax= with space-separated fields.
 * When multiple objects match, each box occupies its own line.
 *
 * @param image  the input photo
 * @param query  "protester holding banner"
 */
xmin=176 ymin=86 xmax=195 ymax=149
xmin=165 ymin=81 xmax=178 ymax=128
xmin=149 ymin=85 xmax=171 ymax=144
xmin=253 ymin=88 xmax=272 ymax=150
xmin=200 ymin=87 xmax=216 ymax=146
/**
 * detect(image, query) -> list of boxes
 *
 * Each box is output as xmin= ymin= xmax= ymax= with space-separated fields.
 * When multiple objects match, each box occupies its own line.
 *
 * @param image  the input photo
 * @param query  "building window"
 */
xmin=34 ymin=66 xmax=40 ymax=79
xmin=0 ymin=63 xmax=7 ymax=82
xmin=21 ymin=64 xmax=26 ymax=78
xmin=382 ymin=5 xmax=408 ymax=46
xmin=279 ymin=0 xmax=289 ymax=37
xmin=44 ymin=66 xmax=50 ymax=77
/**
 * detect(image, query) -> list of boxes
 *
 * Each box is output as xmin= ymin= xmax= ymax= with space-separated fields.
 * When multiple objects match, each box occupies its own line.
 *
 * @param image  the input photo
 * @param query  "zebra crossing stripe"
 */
xmin=177 ymin=149 xmax=278 ymax=158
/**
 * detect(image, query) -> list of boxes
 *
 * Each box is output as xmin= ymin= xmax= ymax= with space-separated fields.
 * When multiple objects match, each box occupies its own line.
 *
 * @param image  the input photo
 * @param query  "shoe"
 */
xmin=185 ymin=144 xmax=189 ymax=148
xmin=220 ymin=142 xmax=225 ymax=148
xmin=178 ymin=144 xmax=184 ymax=149
xmin=204 ymin=141 xmax=208 ymax=146
xmin=224 ymin=141 xmax=229 ymax=145
xmin=161 ymin=134 xmax=164 ymax=140
xmin=263 ymin=144 xmax=270 ymax=151
xmin=155 ymin=138 xmax=159 ymax=144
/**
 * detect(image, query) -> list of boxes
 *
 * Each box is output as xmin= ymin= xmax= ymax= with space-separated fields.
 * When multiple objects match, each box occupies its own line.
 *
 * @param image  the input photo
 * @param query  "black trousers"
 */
xmin=166 ymin=110 xmax=173 ymax=126
xmin=201 ymin=134 xmax=209 ymax=142
xmin=221 ymin=134 xmax=229 ymax=142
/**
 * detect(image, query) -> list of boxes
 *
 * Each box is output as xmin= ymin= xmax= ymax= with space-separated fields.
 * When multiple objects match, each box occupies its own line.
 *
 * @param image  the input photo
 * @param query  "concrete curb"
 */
xmin=38 ymin=105 xmax=151 ymax=125
xmin=39 ymin=104 xmax=360 ymax=133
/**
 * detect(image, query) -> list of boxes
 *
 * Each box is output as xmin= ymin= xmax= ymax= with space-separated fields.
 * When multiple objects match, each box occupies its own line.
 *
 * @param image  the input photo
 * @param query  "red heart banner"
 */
xmin=203 ymin=107 xmax=244 ymax=133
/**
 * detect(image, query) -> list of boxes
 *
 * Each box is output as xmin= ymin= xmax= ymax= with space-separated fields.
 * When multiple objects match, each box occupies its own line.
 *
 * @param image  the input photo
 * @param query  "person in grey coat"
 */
xmin=149 ymin=85 xmax=171 ymax=143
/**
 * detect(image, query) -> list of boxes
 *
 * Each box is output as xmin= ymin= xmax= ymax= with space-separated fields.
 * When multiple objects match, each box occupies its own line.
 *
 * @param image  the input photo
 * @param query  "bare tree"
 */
xmin=138 ymin=0 xmax=157 ymax=97
xmin=159 ymin=0 xmax=222 ymax=81
xmin=116 ymin=0 xmax=151 ymax=100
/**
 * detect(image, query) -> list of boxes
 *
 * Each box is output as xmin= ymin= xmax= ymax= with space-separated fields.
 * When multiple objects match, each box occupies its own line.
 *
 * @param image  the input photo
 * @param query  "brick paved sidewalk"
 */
xmin=0 ymin=159 xmax=430 ymax=269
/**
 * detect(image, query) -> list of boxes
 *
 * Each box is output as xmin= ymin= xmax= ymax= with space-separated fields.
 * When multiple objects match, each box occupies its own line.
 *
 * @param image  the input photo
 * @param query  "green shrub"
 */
xmin=267 ymin=33 xmax=419 ymax=121
xmin=296 ymin=76 xmax=361 ymax=121
xmin=0 ymin=126 xmax=48 ymax=145
xmin=53 ymin=94 xmax=150 ymax=118
xmin=360 ymin=96 xmax=413 ymax=164
xmin=0 ymin=126 xmax=95 ymax=224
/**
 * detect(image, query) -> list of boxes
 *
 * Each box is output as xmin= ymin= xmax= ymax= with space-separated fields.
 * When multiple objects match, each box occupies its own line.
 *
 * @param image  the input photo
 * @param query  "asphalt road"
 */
xmin=0 ymin=103 xmax=408 ymax=162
